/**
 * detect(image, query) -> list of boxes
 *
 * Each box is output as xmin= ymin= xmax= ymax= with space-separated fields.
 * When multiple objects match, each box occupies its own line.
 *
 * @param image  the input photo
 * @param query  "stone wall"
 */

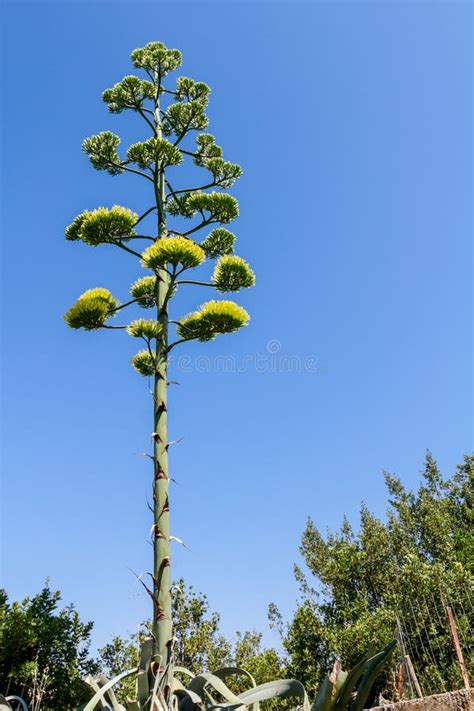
xmin=369 ymin=688 xmax=473 ymax=711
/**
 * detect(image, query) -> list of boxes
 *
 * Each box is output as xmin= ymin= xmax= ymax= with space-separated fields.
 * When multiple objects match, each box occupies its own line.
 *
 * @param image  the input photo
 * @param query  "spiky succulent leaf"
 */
xmin=193 ymin=134 xmax=223 ymax=166
xmin=201 ymin=228 xmax=236 ymax=258
xmin=213 ymin=255 xmax=255 ymax=292
xmin=312 ymin=660 xmax=347 ymax=711
xmin=131 ymin=350 xmax=156 ymax=376
xmin=186 ymin=673 xmax=242 ymax=705
xmin=175 ymin=77 xmax=210 ymax=105
xmin=102 ymin=75 xmax=155 ymax=113
xmin=1 ymin=696 xmax=27 ymax=711
xmin=64 ymin=288 xmax=119 ymax=330
xmin=167 ymin=192 xmax=239 ymax=224
xmin=67 ymin=206 xmax=137 ymax=246
xmin=82 ymin=668 xmax=136 ymax=711
xmin=348 ymin=641 xmax=397 ymax=711
xmin=332 ymin=651 xmax=373 ymax=711
xmin=131 ymin=41 xmax=182 ymax=75
xmin=141 ymin=236 xmax=205 ymax=271
xmin=82 ymin=131 xmax=122 ymax=175
xmin=130 ymin=275 xmax=157 ymax=308
xmin=127 ymin=137 xmax=182 ymax=169
xmin=203 ymin=157 xmax=243 ymax=188
xmin=81 ymin=674 xmax=124 ymax=711
xmin=163 ymin=101 xmax=208 ymax=137
xmin=239 ymin=679 xmax=309 ymax=709
xmin=211 ymin=666 xmax=257 ymax=690
xmin=127 ymin=319 xmax=163 ymax=340
xmin=177 ymin=300 xmax=249 ymax=342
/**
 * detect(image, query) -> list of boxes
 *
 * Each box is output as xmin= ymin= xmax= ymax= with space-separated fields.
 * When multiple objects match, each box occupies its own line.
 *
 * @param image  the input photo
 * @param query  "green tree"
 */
xmin=0 ymin=585 xmax=98 ymax=710
xmin=64 ymin=40 xmax=254 ymax=690
xmin=270 ymin=453 xmax=473 ymax=700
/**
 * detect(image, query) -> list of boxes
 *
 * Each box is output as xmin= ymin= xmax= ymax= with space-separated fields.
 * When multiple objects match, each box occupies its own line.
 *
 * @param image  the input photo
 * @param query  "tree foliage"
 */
xmin=270 ymin=453 xmax=473 ymax=699
xmin=0 ymin=585 xmax=98 ymax=710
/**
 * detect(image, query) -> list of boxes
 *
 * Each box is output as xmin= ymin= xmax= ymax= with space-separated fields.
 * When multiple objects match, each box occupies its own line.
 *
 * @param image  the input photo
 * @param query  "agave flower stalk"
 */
xmin=152 ymin=62 xmax=172 ymax=677
xmin=64 ymin=41 xmax=255 ymax=695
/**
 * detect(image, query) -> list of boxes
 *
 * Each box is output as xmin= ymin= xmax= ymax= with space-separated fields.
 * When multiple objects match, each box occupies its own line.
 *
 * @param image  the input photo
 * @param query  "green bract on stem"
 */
xmin=63 ymin=40 xmax=255 ymax=704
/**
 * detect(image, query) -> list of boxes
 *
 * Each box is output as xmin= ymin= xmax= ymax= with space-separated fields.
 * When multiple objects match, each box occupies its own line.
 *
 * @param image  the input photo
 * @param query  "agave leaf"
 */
xmin=348 ymin=641 xmax=397 ymax=711
xmin=204 ymin=689 xmax=220 ymax=708
xmin=136 ymin=670 xmax=149 ymax=708
xmin=311 ymin=673 xmax=335 ymax=711
xmin=83 ymin=675 xmax=110 ymax=709
xmin=175 ymin=688 xmax=203 ymax=705
xmin=187 ymin=673 xmax=242 ymax=705
xmin=212 ymin=667 xmax=259 ymax=711
xmin=173 ymin=665 xmax=196 ymax=706
xmin=174 ymin=667 xmax=196 ymax=682
xmin=6 ymin=698 xmax=28 ymax=711
xmin=175 ymin=686 xmax=204 ymax=711
xmin=150 ymin=687 xmax=168 ymax=711
xmin=83 ymin=668 xmax=138 ymax=711
xmin=139 ymin=637 xmax=154 ymax=671
xmin=312 ymin=659 xmax=349 ymax=711
xmin=238 ymin=678 xmax=309 ymax=711
xmin=333 ymin=652 xmax=373 ymax=711
xmin=212 ymin=666 xmax=257 ymax=689
xmin=135 ymin=637 xmax=154 ymax=706
xmin=151 ymin=661 xmax=172 ymax=710
xmin=95 ymin=674 xmax=124 ymax=711
xmin=173 ymin=678 xmax=187 ymax=693
xmin=333 ymin=671 xmax=348 ymax=704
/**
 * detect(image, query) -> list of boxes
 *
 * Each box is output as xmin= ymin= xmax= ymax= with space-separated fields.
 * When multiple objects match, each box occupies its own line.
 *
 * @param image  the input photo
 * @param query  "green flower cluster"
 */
xmin=213 ymin=255 xmax=255 ymax=292
xmin=102 ymin=75 xmax=155 ymax=113
xmin=191 ymin=135 xmax=241 ymax=189
xmin=204 ymin=158 xmax=243 ymax=189
xmin=167 ymin=192 xmax=239 ymax=224
xmin=127 ymin=319 xmax=163 ymax=340
xmin=141 ymin=237 xmax=205 ymax=271
xmin=64 ymin=288 xmax=119 ymax=330
xmin=201 ymin=228 xmax=236 ymax=258
xmin=131 ymin=350 xmax=156 ymax=376
xmin=177 ymin=300 xmax=249 ymax=342
xmin=130 ymin=275 xmax=157 ymax=308
xmin=176 ymin=77 xmax=210 ymax=104
xmin=82 ymin=131 xmax=122 ymax=175
xmin=127 ymin=137 xmax=182 ymax=169
xmin=65 ymin=206 xmax=137 ymax=246
xmin=193 ymin=134 xmax=223 ymax=166
xmin=131 ymin=41 xmax=182 ymax=76
xmin=163 ymin=101 xmax=209 ymax=136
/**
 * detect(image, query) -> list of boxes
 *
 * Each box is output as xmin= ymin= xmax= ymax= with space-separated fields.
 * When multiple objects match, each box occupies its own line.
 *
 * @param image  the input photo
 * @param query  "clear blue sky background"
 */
xmin=1 ymin=1 xmax=472 ymax=652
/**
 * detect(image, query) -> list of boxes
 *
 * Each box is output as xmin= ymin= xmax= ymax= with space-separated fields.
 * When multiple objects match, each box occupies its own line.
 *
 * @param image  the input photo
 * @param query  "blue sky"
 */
xmin=1 ymin=1 xmax=472 ymax=651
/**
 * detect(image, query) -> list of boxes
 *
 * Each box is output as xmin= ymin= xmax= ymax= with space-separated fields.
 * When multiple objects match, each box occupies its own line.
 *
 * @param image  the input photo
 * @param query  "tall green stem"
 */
xmin=152 ymin=76 xmax=172 ymax=672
